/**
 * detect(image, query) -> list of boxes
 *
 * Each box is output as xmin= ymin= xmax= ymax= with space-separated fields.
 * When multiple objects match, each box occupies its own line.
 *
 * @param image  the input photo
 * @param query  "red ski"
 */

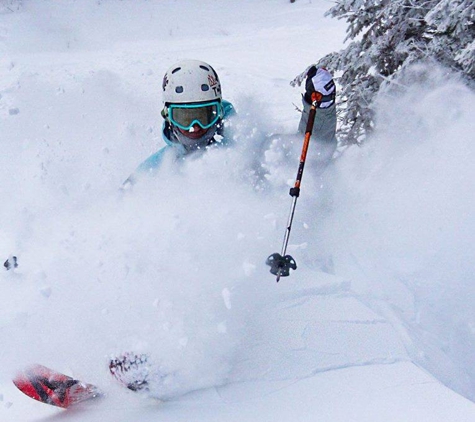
xmin=13 ymin=364 xmax=101 ymax=408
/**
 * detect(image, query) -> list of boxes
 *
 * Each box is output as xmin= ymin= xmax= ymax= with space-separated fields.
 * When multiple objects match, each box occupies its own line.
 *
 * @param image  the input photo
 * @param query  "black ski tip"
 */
xmin=109 ymin=353 xmax=150 ymax=393
xmin=4 ymin=256 xmax=18 ymax=271
xmin=266 ymin=253 xmax=297 ymax=278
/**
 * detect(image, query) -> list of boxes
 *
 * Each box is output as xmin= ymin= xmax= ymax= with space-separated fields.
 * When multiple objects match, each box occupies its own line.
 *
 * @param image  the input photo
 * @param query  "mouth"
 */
xmin=179 ymin=126 xmax=207 ymax=139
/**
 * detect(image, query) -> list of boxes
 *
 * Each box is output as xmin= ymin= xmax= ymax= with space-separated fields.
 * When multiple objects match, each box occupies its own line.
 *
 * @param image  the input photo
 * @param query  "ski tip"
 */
xmin=109 ymin=353 xmax=151 ymax=393
xmin=13 ymin=364 xmax=101 ymax=409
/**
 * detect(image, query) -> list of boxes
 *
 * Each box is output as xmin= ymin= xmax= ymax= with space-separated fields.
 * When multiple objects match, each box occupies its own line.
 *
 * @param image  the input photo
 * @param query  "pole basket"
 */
xmin=266 ymin=253 xmax=297 ymax=277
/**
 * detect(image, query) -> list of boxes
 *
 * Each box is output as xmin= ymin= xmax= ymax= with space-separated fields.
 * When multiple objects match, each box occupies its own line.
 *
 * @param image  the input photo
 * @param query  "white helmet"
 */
xmin=162 ymin=60 xmax=222 ymax=104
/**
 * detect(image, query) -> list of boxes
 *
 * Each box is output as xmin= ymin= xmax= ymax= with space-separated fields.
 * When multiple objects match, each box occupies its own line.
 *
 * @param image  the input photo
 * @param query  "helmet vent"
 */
xmin=200 ymin=65 xmax=210 ymax=71
xmin=171 ymin=67 xmax=181 ymax=74
xmin=175 ymin=86 xmax=184 ymax=93
xmin=201 ymin=84 xmax=210 ymax=92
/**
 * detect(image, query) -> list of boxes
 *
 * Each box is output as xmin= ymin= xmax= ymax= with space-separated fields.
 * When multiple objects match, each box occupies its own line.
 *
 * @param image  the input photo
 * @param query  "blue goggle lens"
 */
xmin=168 ymin=102 xmax=222 ymax=130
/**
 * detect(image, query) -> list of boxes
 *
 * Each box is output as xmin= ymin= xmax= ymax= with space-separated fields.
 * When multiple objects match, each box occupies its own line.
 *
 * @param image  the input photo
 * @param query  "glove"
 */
xmin=303 ymin=66 xmax=336 ymax=107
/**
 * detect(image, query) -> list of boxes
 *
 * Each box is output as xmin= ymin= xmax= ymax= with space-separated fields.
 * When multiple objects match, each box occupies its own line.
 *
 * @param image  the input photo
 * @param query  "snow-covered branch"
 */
xmin=319 ymin=0 xmax=475 ymax=145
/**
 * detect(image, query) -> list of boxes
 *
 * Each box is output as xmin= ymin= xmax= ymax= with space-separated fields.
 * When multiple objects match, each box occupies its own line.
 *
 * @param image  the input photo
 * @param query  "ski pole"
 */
xmin=266 ymin=92 xmax=322 ymax=282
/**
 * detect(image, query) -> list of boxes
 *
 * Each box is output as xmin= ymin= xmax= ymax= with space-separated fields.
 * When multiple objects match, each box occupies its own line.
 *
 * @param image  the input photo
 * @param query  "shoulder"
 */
xmin=222 ymin=100 xmax=236 ymax=118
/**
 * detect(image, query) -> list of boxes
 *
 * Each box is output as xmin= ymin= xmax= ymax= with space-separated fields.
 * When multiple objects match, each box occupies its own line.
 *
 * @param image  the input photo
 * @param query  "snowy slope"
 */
xmin=1 ymin=1 xmax=475 ymax=421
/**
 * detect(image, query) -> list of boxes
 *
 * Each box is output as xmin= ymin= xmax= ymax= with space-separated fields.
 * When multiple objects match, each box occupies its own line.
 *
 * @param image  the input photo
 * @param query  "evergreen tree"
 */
xmin=317 ymin=0 xmax=474 ymax=145
xmin=426 ymin=0 xmax=475 ymax=80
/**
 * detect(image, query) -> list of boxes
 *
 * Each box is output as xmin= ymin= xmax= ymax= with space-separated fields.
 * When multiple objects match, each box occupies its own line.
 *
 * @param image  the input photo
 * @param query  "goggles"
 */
xmin=167 ymin=101 xmax=222 ymax=131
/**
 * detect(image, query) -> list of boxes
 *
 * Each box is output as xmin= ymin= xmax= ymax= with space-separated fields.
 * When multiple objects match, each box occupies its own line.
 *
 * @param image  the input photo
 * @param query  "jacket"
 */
xmin=125 ymin=100 xmax=235 ymax=185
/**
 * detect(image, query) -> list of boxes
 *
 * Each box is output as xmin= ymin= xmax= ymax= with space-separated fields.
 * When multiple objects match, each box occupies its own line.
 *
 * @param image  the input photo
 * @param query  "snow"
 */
xmin=1 ymin=0 xmax=475 ymax=421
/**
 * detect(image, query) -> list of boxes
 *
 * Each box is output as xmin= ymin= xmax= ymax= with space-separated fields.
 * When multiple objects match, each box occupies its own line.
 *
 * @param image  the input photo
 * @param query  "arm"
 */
xmin=122 ymin=146 xmax=169 ymax=188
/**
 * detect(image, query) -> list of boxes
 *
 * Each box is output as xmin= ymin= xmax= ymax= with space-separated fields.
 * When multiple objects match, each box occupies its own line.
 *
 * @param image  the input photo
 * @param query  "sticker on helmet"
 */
xmin=162 ymin=74 xmax=169 ymax=91
xmin=208 ymin=75 xmax=218 ymax=88
xmin=208 ymin=75 xmax=220 ymax=97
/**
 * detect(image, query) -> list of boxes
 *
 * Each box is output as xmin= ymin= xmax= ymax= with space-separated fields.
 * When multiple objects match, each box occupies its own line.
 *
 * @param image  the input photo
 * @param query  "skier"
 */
xmin=292 ymin=64 xmax=337 ymax=171
xmin=110 ymin=66 xmax=339 ymax=397
xmin=124 ymin=59 xmax=235 ymax=187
